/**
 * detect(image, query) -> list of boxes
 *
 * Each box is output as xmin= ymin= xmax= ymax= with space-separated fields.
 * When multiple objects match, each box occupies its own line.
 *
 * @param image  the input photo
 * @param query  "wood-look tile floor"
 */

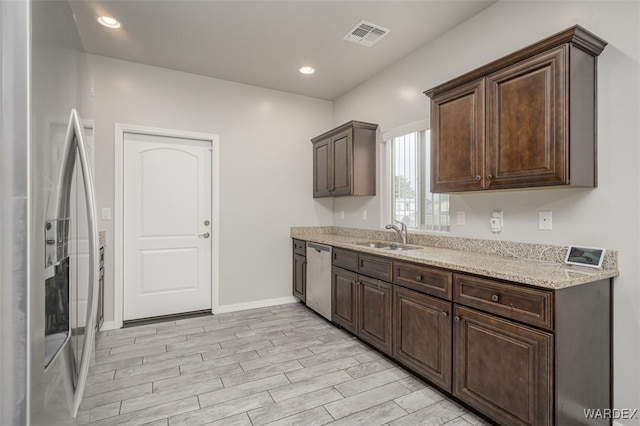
xmin=80 ymin=303 xmax=491 ymax=426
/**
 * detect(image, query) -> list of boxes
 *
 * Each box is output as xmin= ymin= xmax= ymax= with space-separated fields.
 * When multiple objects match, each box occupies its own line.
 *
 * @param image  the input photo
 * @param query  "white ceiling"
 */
xmin=70 ymin=1 xmax=497 ymax=100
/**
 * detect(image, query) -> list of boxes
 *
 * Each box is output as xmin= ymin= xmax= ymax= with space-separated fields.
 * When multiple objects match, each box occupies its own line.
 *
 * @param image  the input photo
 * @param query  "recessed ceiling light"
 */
xmin=97 ymin=16 xmax=121 ymax=29
xmin=299 ymin=66 xmax=315 ymax=75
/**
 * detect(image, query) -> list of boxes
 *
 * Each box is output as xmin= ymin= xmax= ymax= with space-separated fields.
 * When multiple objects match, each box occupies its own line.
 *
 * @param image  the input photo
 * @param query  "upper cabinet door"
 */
xmin=330 ymin=130 xmax=353 ymax=196
xmin=312 ymin=137 xmax=331 ymax=198
xmin=430 ymin=79 xmax=485 ymax=193
xmin=425 ymin=25 xmax=606 ymax=193
xmin=487 ymin=46 xmax=567 ymax=189
xmin=311 ymin=121 xmax=377 ymax=198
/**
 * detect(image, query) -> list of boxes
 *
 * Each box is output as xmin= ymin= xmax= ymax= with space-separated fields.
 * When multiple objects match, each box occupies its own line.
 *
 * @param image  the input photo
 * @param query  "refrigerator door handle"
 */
xmin=57 ymin=108 xmax=99 ymax=416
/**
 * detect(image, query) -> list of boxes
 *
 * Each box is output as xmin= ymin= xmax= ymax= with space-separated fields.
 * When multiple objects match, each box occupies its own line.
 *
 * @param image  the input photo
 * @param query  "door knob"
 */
xmin=198 ymin=232 xmax=210 ymax=238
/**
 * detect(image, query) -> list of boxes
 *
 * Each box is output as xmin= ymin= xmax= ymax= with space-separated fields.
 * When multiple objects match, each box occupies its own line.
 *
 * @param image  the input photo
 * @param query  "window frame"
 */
xmin=383 ymin=124 xmax=450 ymax=233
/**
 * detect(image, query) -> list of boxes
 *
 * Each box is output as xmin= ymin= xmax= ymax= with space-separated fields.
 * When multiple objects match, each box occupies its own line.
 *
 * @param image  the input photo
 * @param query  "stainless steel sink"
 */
xmin=384 ymin=243 xmax=421 ymax=251
xmin=356 ymin=242 xmax=422 ymax=251
xmin=356 ymin=242 xmax=392 ymax=249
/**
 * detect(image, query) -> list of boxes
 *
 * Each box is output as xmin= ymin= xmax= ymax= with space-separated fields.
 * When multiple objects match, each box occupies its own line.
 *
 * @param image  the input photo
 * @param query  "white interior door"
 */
xmin=123 ymin=132 xmax=212 ymax=321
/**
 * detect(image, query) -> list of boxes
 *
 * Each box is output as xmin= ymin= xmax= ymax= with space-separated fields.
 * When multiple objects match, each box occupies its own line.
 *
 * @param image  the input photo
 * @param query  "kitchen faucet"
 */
xmin=385 ymin=220 xmax=408 ymax=244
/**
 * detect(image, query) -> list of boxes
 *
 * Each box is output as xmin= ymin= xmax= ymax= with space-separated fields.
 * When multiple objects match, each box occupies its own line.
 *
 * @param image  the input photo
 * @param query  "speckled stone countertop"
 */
xmin=291 ymin=226 xmax=618 ymax=290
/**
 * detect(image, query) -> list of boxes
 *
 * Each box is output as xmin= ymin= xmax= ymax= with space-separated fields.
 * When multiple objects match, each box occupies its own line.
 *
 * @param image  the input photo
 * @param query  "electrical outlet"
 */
xmin=490 ymin=210 xmax=503 ymax=233
xmin=457 ymin=211 xmax=466 ymax=225
xmin=361 ymin=210 xmax=367 ymax=221
xmin=340 ymin=210 xmax=345 ymax=220
xmin=539 ymin=211 xmax=552 ymax=230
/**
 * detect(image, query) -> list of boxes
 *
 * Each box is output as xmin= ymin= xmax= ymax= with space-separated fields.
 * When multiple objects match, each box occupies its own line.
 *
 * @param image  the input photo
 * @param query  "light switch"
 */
xmin=101 ymin=207 xmax=111 ymax=221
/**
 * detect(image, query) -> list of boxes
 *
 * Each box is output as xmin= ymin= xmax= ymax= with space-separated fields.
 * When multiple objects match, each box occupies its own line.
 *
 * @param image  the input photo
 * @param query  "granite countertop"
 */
xmin=291 ymin=227 xmax=619 ymax=290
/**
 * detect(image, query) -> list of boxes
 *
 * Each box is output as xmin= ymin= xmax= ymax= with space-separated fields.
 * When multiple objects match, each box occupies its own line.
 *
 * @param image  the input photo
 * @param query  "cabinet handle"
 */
xmin=441 ymin=311 xmax=448 ymax=318
xmin=491 ymin=294 xmax=499 ymax=302
xmin=474 ymin=175 xmax=481 ymax=182
xmin=454 ymin=316 xmax=460 ymax=322
xmin=487 ymin=174 xmax=493 ymax=180
xmin=415 ymin=275 xmax=422 ymax=282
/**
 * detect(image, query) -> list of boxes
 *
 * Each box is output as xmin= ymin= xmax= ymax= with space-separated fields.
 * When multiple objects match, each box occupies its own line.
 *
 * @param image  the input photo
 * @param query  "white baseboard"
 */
xmin=99 ymin=297 xmax=300 ymax=331
xmin=214 ymin=296 xmax=299 ymax=314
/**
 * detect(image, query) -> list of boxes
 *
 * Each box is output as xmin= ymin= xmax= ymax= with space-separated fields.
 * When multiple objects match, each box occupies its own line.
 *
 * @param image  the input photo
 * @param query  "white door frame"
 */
xmin=114 ymin=123 xmax=220 ymax=329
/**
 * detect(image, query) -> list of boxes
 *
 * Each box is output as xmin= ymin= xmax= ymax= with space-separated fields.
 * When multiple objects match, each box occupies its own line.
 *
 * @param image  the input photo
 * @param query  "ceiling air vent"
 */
xmin=344 ymin=20 xmax=390 ymax=47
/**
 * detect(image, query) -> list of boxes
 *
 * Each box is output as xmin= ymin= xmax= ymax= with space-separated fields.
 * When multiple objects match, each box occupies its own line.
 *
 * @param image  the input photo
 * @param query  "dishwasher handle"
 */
xmin=307 ymin=242 xmax=331 ymax=253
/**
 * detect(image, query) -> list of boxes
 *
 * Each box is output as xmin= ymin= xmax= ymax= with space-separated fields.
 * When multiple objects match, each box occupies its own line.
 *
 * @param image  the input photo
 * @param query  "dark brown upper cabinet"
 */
xmin=425 ymin=26 xmax=607 ymax=193
xmin=311 ymin=121 xmax=378 ymax=198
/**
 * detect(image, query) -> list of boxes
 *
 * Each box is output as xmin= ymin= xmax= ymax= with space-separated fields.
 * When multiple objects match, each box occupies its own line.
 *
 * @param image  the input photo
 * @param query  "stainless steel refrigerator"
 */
xmin=1 ymin=1 xmax=99 ymax=424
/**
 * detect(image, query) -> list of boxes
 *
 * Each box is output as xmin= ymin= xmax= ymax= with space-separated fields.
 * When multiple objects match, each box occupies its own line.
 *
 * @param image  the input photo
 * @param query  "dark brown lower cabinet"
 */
xmin=331 ymin=266 xmax=358 ymax=334
xmin=293 ymin=253 xmax=306 ymax=302
xmin=318 ymin=242 xmax=611 ymax=426
xmin=453 ymin=305 xmax=553 ymax=426
xmin=393 ymin=286 xmax=452 ymax=391
xmin=358 ymin=276 xmax=392 ymax=355
xmin=292 ymin=239 xmax=306 ymax=302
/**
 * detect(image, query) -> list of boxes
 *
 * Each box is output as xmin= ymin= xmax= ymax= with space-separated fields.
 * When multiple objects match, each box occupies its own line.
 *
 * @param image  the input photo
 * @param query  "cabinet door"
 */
xmin=453 ymin=306 xmax=553 ymax=426
xmin=312 ymin=138 xmax=331 ymax=198
xmin=332 ymin=267 xmax=358 ymax=334
xmin=330 ymin=130 xmax=353 ymax=196
xmin=393 ymin=286 xmax=451 ymax=391
xmin=358 ymin=276 xmax=392 ymax=355
xmin=487 ymin=46 xmax=567 ymax=189
xmin=430 ymin=78 xmax=485 ymax=192
xmin=293 ymin=253 xmax=306 ymax=302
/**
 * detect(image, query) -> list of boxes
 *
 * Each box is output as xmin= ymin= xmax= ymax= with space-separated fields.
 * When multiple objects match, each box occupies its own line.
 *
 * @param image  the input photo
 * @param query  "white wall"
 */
xmin=332 ymin=1 xmax=640 ymax=422
xmin=90 ymin=55 xmax=334 ymax=319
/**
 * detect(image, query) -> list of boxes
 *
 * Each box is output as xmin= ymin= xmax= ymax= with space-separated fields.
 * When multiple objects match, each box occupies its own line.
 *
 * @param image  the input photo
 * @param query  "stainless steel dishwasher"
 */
xmin=305 ymin=242 xmax=332 ymax=321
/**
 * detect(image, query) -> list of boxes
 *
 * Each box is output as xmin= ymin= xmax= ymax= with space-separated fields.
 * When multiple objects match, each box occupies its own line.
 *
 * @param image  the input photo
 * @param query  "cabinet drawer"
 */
xmin=293 ymin=239 xmax=306 ymax=256
xmin=332 ymin=247 xmax=358 ymax=271
xmin=453 ymin=274 xmax=553 ymax=330
xmin=393 ymin=261 xmax=452 ymax=300
xmin=358 ymin=253 xmax=393 ymax=282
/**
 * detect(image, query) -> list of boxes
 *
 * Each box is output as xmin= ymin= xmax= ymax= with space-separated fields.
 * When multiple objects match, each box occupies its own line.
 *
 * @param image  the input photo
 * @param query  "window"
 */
xmin=390 ymin=129 xmax=450 ymax=232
